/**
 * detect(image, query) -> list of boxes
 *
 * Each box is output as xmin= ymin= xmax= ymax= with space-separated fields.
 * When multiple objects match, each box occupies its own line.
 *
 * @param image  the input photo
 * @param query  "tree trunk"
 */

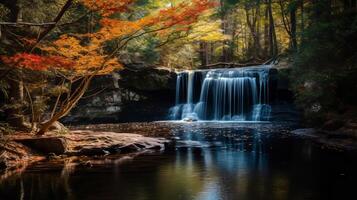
xmin=245 ymin=3 xmax=261 ymax=60
xmin=3 ymin=1 xmax=28 ymax=129
xmin=199 ymin=42 xmax=208 ymax=66
xmin=344 ymin=0 xmax=357 ymax=10
xmin=6 ymin=78 xmax=26 ymax=128
xmin=264 ymin=3 xmax=270 ymax=58
xmin=290 ymin=2 xmax=297 ymax=50
xmin=268 ymin=0 xmax=278 ymax=57
xmin=300 ymin=0 xmax=304 ymax=48
xmin=37 ymin=76 xmax=93 ymax=135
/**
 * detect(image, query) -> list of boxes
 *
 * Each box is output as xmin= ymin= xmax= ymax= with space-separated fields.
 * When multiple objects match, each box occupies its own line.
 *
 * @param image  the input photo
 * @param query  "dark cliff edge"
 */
xmin=269 ymin=67 xmax=301 ymax=122
xmin=62 ymin=64 xmax=300 ymax=125
xmin=62 ymin=64 xmax=177 ymax=125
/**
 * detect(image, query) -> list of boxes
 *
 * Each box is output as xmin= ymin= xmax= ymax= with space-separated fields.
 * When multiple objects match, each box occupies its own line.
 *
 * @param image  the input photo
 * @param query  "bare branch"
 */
xmin=0 ymin=22 xmax=56 ymax=26
xmin=30 ymin=0 xmax=74 ymax=51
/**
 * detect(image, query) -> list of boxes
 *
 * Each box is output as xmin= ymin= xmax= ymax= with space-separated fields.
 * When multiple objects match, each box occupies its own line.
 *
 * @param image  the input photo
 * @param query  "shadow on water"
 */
xmin=0 ymin=122 xmax=356 ymax=200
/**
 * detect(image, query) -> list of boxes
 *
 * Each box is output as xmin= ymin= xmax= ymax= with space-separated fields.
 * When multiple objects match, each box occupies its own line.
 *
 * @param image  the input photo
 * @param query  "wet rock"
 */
xmin=16 ymin=137 xmax=67 ymax=155
xmin=106 ymin=144 xmax=122 ymax=154
xmin=78 ymin=161 xmax=93 ymax=167
xmin=322 ymin=119 xmax=345 ymax=131
xmin=183 ymin=117 xmax=198 ymax=122
xmin=119 ymin=144 xmax=142 ymax=153
xmin=291 ymin=128 xmax=318 ymax=137
xmin=79 ymin=148 xmax=109 ymax=156
xmin=47 ymin=153 xmax=62 ymax=160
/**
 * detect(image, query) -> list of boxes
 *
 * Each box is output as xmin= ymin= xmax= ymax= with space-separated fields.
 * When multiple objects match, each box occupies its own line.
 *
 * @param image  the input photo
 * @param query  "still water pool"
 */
xmin=0 ymin=122 xmax=356 ymax=200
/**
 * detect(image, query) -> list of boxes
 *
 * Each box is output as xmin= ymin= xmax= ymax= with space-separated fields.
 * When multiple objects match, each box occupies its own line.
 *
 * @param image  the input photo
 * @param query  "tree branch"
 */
xmin=0 ymin=22 xmax=56 ymax=26
xmin=30 ymin=0 xmax=74 ymax=51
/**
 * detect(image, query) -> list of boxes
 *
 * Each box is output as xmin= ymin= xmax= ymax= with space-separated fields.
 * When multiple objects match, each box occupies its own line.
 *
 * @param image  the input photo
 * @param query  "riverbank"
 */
xmin=291 ymin=128 xmax=357 ymax=152
xmin=0 ymin=129 xmax=168 ymax=178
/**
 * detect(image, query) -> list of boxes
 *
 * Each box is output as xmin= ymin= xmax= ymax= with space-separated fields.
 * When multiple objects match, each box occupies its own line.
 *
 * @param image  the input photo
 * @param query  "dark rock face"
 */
xmin=63 ymin=65 xmax=299 ymax=124
xmin=269 ymin=68 xmax=301 ymax=122
xmin=119 ymin=65 xmax=177 ymax=91
xmin=322 ymin=119 xmax=345 ymax=131
xmin=63 ymin=65 xmax=177 ymax=124
xmin=16 ymin=137 xmax=67 ymax=155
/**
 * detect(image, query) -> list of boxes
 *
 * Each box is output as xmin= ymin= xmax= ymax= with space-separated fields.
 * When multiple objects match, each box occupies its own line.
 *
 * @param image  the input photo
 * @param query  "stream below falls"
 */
xmin=0 ymin=121 xmax=356 ymax=200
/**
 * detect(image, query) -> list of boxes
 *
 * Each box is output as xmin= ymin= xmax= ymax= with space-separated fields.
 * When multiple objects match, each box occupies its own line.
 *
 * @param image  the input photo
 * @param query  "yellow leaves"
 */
xmin=189 ymin=20 xmax=228 ymax=42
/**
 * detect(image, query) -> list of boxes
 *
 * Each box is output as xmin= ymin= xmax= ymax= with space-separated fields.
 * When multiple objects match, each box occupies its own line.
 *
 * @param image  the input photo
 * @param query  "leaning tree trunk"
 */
xmin=37 ymin=76 xmax=93 ymax=135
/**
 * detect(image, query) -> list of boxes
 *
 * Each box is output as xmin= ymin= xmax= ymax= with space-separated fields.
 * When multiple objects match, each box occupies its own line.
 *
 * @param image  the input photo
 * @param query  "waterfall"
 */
xmin=169 ymin=65 xmax=272 ymax=121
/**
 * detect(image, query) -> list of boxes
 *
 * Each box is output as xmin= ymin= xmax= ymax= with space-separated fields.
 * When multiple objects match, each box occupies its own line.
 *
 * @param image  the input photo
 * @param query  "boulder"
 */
xmin=183 ymin=117 xmax=198 ymax=122
xmin=16 ymin=137 xmax=67 ymax=155
xmin=40 ymin=121 xmax=69 ymax=134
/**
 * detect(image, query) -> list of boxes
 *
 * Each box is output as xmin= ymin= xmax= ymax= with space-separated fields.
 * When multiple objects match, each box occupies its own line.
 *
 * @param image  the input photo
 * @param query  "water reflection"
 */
xmin=0 ymin=123 xmax=356 ymax=200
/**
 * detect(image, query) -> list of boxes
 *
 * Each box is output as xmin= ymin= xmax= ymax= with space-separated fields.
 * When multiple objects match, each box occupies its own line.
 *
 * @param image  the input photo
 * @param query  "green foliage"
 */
xmin=126 ymin=36 xmax=161 ymax=64
xmin=291 ymin=8 xmax=357 ymax=125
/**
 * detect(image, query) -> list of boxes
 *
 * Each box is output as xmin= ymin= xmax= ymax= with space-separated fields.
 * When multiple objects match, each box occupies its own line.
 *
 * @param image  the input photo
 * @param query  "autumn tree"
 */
xmin=0 ymin=0 xmax=214 ymax=134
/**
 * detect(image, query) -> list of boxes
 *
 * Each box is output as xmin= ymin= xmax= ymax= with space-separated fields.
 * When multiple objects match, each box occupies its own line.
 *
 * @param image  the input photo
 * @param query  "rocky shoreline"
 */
xmin=291 ymin=128 xmax=357 ymax=151
xmin=0 ymin=130 xmax=169 ymax=178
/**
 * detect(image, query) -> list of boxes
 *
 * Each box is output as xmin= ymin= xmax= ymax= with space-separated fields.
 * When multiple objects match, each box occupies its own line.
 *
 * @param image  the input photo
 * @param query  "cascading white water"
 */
xmin=169 ymin=65 xmax=272 ymax=121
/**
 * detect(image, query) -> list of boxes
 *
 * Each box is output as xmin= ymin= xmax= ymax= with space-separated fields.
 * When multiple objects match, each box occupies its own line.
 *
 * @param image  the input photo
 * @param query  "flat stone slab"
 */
xmin=65 ymin=130 xmax=169 ymax=156
xmin=12 ymin=131 xmax=169 ymax=156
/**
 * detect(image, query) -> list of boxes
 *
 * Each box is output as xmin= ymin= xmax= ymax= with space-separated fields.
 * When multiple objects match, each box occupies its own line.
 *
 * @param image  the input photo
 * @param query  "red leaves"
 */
xmin=1 ymin=53 xmax=74 ymax=71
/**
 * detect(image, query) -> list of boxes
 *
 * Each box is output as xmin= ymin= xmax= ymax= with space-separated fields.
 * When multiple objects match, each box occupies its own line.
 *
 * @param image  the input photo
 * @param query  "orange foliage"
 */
xmin=2 ymin=0 xmax=214 ymax=76
xmin=81 ymin=0 xmax=134 ymax=16
xmin=92 ymin=0 xmax=216 ymax=42
xmin=41 ymin=35 xmax=122 ymax=75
